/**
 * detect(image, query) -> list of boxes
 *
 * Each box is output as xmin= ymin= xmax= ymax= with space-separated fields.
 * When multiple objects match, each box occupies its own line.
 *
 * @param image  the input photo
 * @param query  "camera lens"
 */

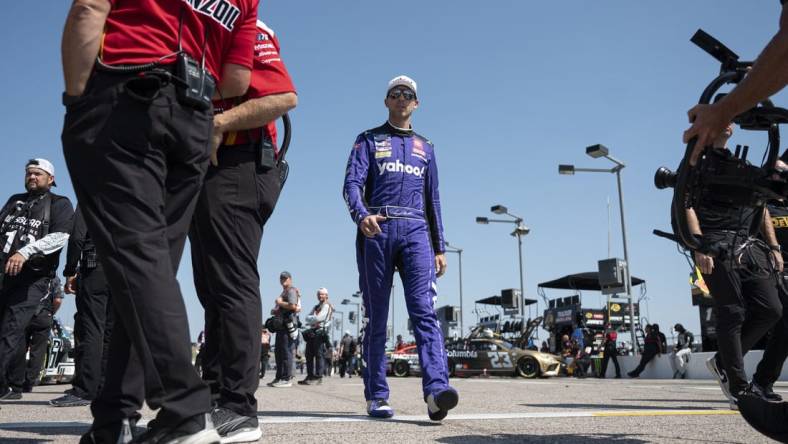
xmin=654 ymin=167 xmax=677 ymax=189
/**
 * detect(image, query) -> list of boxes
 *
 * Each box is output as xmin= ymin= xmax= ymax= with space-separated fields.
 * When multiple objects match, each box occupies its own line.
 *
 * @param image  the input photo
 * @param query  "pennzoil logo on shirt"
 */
xmin=375 ymin=151 xmax=392 ymax=159
xmin=183 ymin=0 xmax=242 ymax=31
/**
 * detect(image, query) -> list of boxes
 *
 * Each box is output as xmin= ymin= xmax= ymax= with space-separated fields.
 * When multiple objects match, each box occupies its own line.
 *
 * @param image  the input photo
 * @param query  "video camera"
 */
xmin=654 ymin=30 xmax=788 ymax=252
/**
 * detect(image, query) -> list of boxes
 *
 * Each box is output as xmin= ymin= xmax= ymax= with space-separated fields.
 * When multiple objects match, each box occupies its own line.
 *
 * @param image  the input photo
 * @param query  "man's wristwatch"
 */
xmin=769 ymin=244 xmax=782 ymax=252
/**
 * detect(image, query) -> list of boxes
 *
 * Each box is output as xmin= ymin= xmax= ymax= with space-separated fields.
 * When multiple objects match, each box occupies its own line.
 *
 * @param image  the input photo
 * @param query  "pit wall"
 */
xmin=600 ymin=350 xmax=788 ymax=380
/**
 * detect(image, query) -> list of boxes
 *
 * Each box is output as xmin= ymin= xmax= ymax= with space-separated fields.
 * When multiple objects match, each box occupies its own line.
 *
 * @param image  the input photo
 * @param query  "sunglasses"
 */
xmin=387 ymin=90 xmax=416 ymax=101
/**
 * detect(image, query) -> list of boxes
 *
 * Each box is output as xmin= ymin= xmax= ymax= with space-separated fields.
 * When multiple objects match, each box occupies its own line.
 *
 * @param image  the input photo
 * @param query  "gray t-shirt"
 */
xmin=280 ymin=287 xmax=300 ymax=314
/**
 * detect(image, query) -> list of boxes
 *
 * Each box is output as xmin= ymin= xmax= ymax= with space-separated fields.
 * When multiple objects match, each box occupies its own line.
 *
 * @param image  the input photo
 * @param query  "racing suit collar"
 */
xmin=384 ymin=121 xmax=413 ymax=137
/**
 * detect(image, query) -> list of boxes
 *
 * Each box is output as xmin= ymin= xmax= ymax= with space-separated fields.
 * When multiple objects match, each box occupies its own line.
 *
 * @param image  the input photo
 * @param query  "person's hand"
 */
xmin=210 ymin=114 xmax=227 ymax=166
xmin=65 ymin=275 xmax=78 ymax=294
xmin=4 ymin=252 xmax=26 ymax=276
xmin=770 ymin=249 xmax=784 ymax=273
xmin=684 ymin=103 xmax=734 ymax=166
xmin=360 ymin=215 xmax=386 ymax=238
xmin=694 ymin=251 xmax=714 ymax=275
xmin=435 ymin=253 xmax=447 ymax=277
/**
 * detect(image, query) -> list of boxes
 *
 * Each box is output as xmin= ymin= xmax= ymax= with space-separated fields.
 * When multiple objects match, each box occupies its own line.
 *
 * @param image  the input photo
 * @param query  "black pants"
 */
xmin=71 ymin=265 xmax=114 ymax=400
xmin=600 ymin=343 xmax=621 ymax=378
xmin=0 ymin=276 xmax=50 ymax=390
xmin=274 ymin=332 xmax=295 ymax=381
xmin=305 ymin=333 xmax=326 ymax=379
xmin=753 ymin=275 xmax=788 ymax=387
xmin=8 ymin=308 xmax=52 ymax=390
xmin=339 ymin=355 xmax=354 ymax=377
xmin=62 ymin=70 xmax=213 ymax=429
xmin=701 ymin=236 xmax=782 ymax=394
xmin=260 ymin=346 xmax=269 ymax=378
xmin=189 ymin=145 xmax=281 ymax=416
xmin=630 ymin=344 xmax=659 ymax=376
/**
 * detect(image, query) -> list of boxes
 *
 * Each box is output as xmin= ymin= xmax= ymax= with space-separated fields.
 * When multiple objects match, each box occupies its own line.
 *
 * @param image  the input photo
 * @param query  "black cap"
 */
xmin=280 ymin=271 xmax=291 ymax=279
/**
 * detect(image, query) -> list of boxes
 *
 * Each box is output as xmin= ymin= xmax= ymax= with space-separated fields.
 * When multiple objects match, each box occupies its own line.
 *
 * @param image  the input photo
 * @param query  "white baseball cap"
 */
xmin=387 ymin=75 xmax=417 ymax=95
xmin=26 ymin=158 xmax=57 ymax=186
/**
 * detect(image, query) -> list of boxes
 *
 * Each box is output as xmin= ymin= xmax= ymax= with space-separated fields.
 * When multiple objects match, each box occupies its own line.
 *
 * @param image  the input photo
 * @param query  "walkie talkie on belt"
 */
xmin=256 ymin=136 xmax=277 ymax=172
xmin=175 ymin=52 xmax=214 ymax=111
xmin=173 ymin=8 xmax=214 ymax=111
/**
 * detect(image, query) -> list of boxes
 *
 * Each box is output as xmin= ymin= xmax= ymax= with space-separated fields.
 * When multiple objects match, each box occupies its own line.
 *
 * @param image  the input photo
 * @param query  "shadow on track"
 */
xmin=0 ymin=424 xmax=85 ymax=437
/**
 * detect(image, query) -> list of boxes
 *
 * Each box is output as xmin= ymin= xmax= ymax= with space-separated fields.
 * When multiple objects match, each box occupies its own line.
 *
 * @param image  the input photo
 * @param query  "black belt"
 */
xmin=215 ymin=142 xmax=257 ymax=167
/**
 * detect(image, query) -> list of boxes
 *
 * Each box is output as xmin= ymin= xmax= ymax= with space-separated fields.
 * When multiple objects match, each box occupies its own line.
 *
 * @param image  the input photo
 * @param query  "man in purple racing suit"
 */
xmin=343 ymin=75 xmax=458 ymax=421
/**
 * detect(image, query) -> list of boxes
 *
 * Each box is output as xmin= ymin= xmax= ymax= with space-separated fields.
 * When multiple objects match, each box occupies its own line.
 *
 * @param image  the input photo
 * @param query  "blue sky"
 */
xmin=0 ymin=1 xmax=784 ymax=344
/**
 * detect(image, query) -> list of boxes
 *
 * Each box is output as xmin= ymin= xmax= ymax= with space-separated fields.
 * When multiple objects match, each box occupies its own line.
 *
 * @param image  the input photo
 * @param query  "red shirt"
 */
xmin=100 ymin=0 xmax=259 ymax=82
xmin=216 ymin=20 xmax=296 ymax=147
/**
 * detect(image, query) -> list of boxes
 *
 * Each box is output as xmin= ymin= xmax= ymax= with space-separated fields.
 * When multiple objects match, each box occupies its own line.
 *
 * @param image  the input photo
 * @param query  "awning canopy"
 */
xmin=537 ymin=272 xmax=645 ymax=291
xmin=475 ymin=296 xmax=538 ymax=306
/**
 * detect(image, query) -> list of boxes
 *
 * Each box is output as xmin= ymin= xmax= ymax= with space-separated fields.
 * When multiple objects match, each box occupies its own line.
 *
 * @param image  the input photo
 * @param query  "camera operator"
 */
xmin=188 ymin=19 xmax=296 ymax=441
xmin=6 ymin=277 xmax=64 ymax=399
xmin=747 ymin=169 xmax=788 ymax=402
xmin=299 ymin=288 xmax=334 ymax=386
xmin=684 ymin=0 xmax=788 ymax=164
xmin=269 ymin=271 xmax=301 ymax=388
xmin=61 ymin=0 xmax=259 ymax=441
xmin=687 ymin=125 xmax=784 ymax=409
xmin=0 ymin=159 xmax=73 ymax=400
xmin=49 ymin=206 xmax=114 ymax=408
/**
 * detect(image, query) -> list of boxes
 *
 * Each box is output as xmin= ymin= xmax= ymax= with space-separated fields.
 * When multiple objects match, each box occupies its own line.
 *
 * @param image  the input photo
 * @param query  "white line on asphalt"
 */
xmin=0 ymin=409 xmax=737 ymax=430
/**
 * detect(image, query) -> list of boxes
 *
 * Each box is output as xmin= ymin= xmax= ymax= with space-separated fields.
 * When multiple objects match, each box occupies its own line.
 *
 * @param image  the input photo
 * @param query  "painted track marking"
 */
xmin=0 ymin=409 xmax=738 ymax=429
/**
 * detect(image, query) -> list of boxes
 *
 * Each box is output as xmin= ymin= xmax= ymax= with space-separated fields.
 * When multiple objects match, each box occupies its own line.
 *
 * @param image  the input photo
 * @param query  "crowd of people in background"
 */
xmin=538 ymin=320 xmax=696 ymax=380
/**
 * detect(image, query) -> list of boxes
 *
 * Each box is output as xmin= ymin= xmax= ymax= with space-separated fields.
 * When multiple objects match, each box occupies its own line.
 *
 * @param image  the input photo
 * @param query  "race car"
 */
xmin=386 ymin=344 xmax=421 ymax=377
xmin=446 ymin=334 xmax=561 ymax=378
xmin=39 ymin=318 xmax=75 ymax=385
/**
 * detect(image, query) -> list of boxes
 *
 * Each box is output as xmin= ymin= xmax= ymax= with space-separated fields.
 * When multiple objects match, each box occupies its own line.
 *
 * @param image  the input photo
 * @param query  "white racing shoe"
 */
xmin=366 ymin=399 xmax=394 ymax=418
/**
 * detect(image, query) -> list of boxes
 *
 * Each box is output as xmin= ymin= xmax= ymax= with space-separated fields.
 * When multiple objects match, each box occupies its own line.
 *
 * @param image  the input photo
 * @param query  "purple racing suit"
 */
xmin=343 ymin=121 xmax=449 ymax=401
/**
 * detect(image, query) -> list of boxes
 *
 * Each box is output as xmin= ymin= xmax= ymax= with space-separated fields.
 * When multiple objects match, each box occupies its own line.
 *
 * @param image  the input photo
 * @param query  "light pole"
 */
xmin=476 ymin=205 xmax=530 ymax=320
xmin=559 ymin=143 xmax=637 ymax=355
xmin=333 ymin=311 xmax=344 ymax=345
xmin=444 ymin=241 xmax=464 ymax=333
xmin=342 ymin=298 xmax=361 ymax=338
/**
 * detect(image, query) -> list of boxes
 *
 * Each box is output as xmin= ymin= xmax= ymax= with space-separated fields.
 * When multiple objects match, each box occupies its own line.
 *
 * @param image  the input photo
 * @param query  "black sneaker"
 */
xmin=50 ymin=393 xmax=91 ymax=407
xmin=426 ymin=387 xmax=459 ymax=421
xmin=0 ymin=389 xmax=22 ymax=400
xmin=211 ymin=407 xmax=261 ymax=443
xmin=132 ymin=413 xmax=219 ymax=444
xmin=80 ymin=418 xmax=140 ymax=444
xmin=750 ymin=381 xmax=783 ymax=402
xmin=297 ymin=378 xmax=311 ymax=385
xmin=705 ymin=355 xmax=734 ymax=404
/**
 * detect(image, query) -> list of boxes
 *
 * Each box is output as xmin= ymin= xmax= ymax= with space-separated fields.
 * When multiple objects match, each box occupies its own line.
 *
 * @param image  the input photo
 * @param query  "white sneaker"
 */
xmin=271 ymin=379 xmax=292 ymax=388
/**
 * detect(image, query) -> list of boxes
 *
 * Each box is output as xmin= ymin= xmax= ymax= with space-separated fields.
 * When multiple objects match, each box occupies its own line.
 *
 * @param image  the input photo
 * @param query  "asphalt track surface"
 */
xmin=1 ymin=375 xmax=785 ymax=443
